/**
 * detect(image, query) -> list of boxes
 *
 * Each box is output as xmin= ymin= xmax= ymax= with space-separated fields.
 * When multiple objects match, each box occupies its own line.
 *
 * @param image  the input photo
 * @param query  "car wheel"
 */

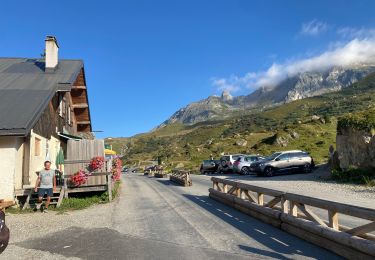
xmin=303 ymin=163 xmax=312 ymax=173
xmin=241 ymin=167 xmax=250 ymax=175
xmin=264 ymin=167 xmax=274 ymax=177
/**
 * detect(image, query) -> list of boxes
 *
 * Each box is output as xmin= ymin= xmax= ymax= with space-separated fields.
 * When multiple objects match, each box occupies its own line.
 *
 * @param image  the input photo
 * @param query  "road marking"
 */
xmin=254 ymin=229 xmax=266 ymax=235
xmin=224 ymin=212 xmax=233 ymax=218
xmin=271 ymin=237 xmax=289 ymax=247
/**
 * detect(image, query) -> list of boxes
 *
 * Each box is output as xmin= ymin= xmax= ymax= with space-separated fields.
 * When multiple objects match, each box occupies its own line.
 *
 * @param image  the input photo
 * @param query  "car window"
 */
xmin=278 ymin=154 xmax=289 ymax=161
xmin=221 ymin=156 xmax=230 ymax=161
xmin=246 ymin=156 xmax=257 ymax=162
xmin=296 ymin=152 xmax=304 ymax=158
xmin=232 ymin=155 xmax=241 ymax=161
xmin=266 ymin=153 xmax=281 ymax=160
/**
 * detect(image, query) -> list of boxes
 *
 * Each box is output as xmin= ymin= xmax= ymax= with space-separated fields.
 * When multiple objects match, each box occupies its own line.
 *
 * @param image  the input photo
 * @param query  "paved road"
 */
xmin=110 ymin=173 xmax=339 ymax=259
xmin=5 ymin=173 xmax=342 ymax=259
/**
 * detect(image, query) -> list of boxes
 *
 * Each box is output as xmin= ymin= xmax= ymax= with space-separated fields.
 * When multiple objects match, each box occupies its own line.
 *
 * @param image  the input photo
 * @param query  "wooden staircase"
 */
xmin=21 ymin=187 xmax=65 ymax=210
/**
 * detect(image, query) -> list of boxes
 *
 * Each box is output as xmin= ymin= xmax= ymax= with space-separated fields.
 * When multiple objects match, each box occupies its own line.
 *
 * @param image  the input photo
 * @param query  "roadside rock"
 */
xmin=311 ymin=115 xmax=320 ymax=121
xmin=235 ymin=139 xmax=247 ymax=147
xmin=337 ymin=127 xmax=375 ymax=169
xmin=175 ymin=163 xmax=184 ymax=169
xmin=276 ymin=136 xmax=289 ymax=147
xmin=290 ymin=131 xmax=300 ymax=139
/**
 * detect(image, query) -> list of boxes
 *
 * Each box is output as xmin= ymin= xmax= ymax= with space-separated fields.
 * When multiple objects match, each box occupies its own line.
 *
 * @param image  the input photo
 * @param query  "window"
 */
xmin=278 ymin=154 xmax=289 ymax=161
xmin=68 ymin=105 xmax=71 ymax=125
xmin=289 ymin=153 xmax=299 ymax=159
xmin=34 ymin=137 xmax=41 ymax=156
xmin=46 ymin=140 xmax=49 ymax=158
xmin=58 ymin=95 xmax=62 ymax=116
xmin=59 ymin=94 xmax=67 ymax=118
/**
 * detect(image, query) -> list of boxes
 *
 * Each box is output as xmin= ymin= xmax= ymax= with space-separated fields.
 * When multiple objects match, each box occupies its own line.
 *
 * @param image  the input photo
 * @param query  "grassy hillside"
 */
xmin=107 ymin=72 xmax=375 ymax=171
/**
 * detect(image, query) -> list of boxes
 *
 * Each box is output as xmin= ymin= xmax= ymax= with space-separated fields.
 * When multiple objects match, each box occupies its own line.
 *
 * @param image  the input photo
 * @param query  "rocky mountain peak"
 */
xmin=221 ymin=90 xmax=233 ymax=102
xmin=157 ymin=65 xmax=375 ymax=128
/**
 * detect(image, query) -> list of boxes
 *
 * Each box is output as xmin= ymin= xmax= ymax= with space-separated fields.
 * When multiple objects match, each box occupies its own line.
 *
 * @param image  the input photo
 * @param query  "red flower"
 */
xmin=89 ymin=156 xmax=105 ymax=171
xmin=70 ymin=169 xmax=91 ymax=186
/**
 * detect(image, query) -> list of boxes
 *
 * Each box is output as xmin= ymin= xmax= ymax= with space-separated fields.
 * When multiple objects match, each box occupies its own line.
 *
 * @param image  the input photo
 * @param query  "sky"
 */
xmin=1 ymin=0 xmax=375 ymax=138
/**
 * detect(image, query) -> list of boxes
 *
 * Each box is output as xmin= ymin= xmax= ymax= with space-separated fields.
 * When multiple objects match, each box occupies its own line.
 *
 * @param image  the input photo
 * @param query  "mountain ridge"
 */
xmin=158 ymin=65 xmax=375 ymax=128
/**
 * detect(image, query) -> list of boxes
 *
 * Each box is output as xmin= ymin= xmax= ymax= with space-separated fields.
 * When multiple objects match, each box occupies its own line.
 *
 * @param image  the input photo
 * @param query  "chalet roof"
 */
xmin=0 ymin=58 xmax=83 ymax=136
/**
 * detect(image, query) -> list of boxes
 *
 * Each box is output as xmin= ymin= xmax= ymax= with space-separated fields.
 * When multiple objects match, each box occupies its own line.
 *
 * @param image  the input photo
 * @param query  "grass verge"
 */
xmin=7 ymin=181 xmax=122 ymax=214
xmin=331 ymin=168 xmax=375 ymax=187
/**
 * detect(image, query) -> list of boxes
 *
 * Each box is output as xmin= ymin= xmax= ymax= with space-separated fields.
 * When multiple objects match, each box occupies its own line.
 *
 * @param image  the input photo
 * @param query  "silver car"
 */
xmin=233 ymin=155 xmax=264 ymax=175
xmin=251 ymin=150 xmax=315 ymax=177
xmin=218 ymin=154 xmax=245 ymax=173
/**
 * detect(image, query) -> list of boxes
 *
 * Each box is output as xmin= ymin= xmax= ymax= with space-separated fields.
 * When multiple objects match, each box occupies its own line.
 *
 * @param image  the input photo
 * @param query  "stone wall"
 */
xmin=336 ymin=127 xmax=375 ymax=169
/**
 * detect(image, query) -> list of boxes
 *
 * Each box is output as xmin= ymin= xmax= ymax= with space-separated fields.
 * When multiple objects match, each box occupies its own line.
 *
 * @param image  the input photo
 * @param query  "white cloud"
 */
xmin=300 ymin=20 xmax=327 ymax=36
xmin=212 ymin=34 xmax=375 ymax=92
xmin=211 ymin=73 xmax=256 ymax=93
xmin=211 ymin=78 xmax=240 ymax=93
xmin=337 ymin=26 xmax=375 ymax=39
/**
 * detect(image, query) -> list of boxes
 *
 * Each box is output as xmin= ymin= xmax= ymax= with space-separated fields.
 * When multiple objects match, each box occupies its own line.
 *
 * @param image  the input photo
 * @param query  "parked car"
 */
xmin=218 ymin=154 xmax=245 ymax=173
xmin=233 ymin=155 xmax=264 ymax=175
xmin=251 ymin=150 xmax=315 ymax=177
xmin=0 ymin=210 xmax=9 ymax=254
xmin=200 ymin=160 xmax=220 ymax=174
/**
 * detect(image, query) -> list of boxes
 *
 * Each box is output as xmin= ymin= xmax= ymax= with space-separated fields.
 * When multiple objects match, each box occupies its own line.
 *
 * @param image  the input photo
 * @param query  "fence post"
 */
xmin=107 ymin=173 xmax=112 ymax=202
xmin=290 ymin=201 xmax=298 ymax=216
xmin=281 ymin=197 xmax=288 ymax=214
xmin=258 ymin=193 xmax=264 ymax=206
xmin=328 ymin=210 xmax=339 ymax=230
xmin=63 ymin=177 xmax=69 ymax=198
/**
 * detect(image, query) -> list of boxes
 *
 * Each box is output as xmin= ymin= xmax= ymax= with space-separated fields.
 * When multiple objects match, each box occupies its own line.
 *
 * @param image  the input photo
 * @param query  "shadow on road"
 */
xmin=16 ymin=227 xmax=254 ymax=260
xmin=155 ymin=179 xmax=181 ymax=187
xmin=182 ymin=194 xmax=341 ymax=260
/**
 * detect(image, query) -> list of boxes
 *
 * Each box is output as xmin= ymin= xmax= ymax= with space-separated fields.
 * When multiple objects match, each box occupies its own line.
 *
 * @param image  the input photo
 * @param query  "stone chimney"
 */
xmin=45 ymin=36 xmax=59 ymax=71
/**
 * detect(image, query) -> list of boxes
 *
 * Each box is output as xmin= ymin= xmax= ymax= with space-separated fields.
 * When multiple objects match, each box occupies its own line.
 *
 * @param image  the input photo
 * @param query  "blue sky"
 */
xmin=1 ymin=1 xmax=375 ymax=138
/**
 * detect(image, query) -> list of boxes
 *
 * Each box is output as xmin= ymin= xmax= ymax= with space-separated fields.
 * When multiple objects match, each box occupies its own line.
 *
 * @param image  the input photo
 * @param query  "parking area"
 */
xmin=198 ymin=166 xmax=375 ymax=209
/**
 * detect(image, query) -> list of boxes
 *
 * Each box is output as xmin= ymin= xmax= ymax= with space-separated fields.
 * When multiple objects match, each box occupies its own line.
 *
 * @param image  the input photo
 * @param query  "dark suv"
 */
xmin=251 ymin=150 xmax=315 ymax=177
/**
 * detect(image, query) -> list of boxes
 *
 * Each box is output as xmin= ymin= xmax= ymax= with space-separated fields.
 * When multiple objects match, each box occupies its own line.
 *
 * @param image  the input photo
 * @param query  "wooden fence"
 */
xmin=170 ymin=170 xmax=192 ymax=186
xmin=210 ymin=177 xmax=375 ymax=259
xmin=65 ymin=139 xmax=107 ymax=186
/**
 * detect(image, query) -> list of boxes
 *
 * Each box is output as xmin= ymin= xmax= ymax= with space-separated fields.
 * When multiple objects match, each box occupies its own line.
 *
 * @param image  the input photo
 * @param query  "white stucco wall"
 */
xmin=0 ymin=137 xmax=18 ymax=200
xmin=14 ymin=138 xmax=24 ymax=190
xmin=0 ymin=131 xmax=62 ymax=198
xmin=29 ymin=131 xmax=61 ymax=187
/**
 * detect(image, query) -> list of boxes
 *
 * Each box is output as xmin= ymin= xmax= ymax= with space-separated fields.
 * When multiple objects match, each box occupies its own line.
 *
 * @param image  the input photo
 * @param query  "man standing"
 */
xmin=34 ymin=161 xmax=56 ymax=213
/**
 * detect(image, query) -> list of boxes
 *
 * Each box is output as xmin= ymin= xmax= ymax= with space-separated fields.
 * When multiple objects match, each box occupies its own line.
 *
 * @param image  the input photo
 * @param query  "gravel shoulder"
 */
xmin=209 ymin=166 xmax=375 ymax=209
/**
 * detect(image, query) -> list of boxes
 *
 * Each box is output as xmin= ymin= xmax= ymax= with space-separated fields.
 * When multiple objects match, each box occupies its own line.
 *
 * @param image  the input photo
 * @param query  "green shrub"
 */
xmin=331 ymin=168 xmax=375 ymax=185
xmin=363 ymin=176 xmax=375 ymax=187
xmin=337 ymin=108 xmax=375 ymax=134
